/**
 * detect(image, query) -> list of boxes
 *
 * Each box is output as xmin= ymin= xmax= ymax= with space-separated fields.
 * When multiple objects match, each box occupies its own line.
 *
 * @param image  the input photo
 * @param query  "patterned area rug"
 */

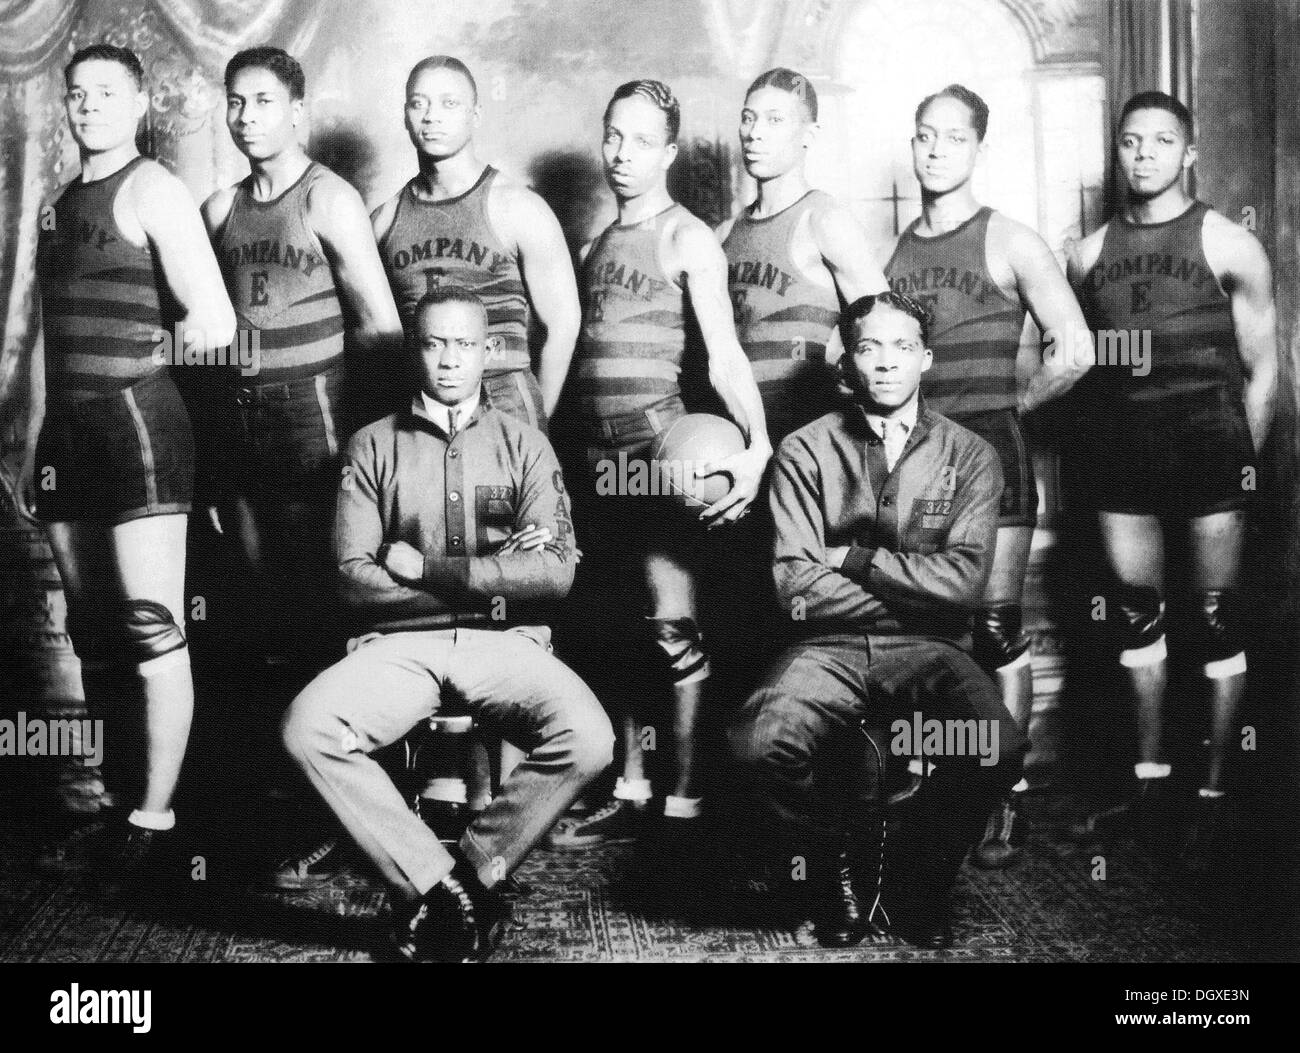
xmin=1 ymin=790 xmax=1292 ymax=963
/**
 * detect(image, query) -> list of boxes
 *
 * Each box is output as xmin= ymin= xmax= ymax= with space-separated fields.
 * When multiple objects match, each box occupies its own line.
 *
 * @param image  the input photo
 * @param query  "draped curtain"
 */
xmin=0 ymin=0 xmax=325 ymax=491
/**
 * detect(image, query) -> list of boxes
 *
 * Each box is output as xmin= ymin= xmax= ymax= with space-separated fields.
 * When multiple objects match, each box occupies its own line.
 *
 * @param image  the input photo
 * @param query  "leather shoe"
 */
xmin=971 ymin=791 xmax=1027 ymax=869
xmin=811 ymin=850 xmax=886 ymax=948
xmin=392 ymin=874 xmax=481 ymax=963
xmin=392 ymin=867 xmax=510 ymax=963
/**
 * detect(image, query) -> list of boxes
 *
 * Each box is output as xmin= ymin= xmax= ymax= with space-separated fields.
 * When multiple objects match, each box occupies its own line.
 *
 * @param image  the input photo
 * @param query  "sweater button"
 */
xmin=451 ymin=536 xmax=461 ymax=546
xmin=449 ymin=491 xmax=460 ymax=503
xmin=449 ymin=448 xmax=459 ymax=458
xmin=882 ymin=496 xmax=895 ymax=507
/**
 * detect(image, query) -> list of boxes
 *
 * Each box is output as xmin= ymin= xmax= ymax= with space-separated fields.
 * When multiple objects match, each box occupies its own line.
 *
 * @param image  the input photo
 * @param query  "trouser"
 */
xmin=202 ymin=367 xmax=346 ymax=670
xmin=483 ymin=368 xmax=547 ymax=433
xmin=726 ymin=633 xmax=1025 ymax=857
xmin=282 ymin=626 xmax=614 ymax=895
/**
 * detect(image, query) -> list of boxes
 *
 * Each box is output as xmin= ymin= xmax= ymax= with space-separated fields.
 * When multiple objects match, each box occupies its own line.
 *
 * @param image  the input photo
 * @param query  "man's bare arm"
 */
xmin=671 ymin=219 xmax=772 ymax=523
xmin=311 ymin=175 xmax=403 ymax=356
xmin=499 ymin=186 xmax=581 ymax=418
xmin=810 ymin=199 xmax=890 ymax=305
xmin=1205 ymin=213 xmax=1277 ymax=452
xmin=1003 ymin=219 xmax=1094 ymax=415
xmin=134 ymin=163 xmax=235 ymax=350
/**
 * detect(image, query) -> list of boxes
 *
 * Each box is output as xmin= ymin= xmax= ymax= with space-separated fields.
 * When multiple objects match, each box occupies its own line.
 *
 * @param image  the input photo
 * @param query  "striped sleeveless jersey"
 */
xmin=216 ymin=162 xmax=345 ymax=384
xmin=723 ymin=190 xmax=840 ymax=441
xmin=573 ymin=204 xmax=689 ymax=421
xmin=37 ymin=156 xmax=168 ymax=404
xmin=1076 ymin=201 xmax=1241 ymax=406
xmin=379 ymin=166 xmax=530 ymax=375
xmin=885 ymin=207 xmax=1025 ymax=416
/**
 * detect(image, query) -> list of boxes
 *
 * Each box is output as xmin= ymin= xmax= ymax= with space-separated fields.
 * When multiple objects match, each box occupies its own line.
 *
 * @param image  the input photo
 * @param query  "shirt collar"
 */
xmin=861 ymin=396 xmax=919 ymax=441
xmin=413 ymin=386 xmax=485 ymax=438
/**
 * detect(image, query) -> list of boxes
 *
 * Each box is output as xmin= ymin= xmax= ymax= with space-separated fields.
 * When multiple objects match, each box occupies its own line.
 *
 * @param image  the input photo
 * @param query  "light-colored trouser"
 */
xmin=282 ymin=626 xmax=614 ymax=897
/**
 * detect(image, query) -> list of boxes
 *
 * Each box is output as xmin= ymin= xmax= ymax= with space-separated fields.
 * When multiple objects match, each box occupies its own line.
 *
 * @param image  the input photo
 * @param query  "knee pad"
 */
xmin=649 ymin=616 xmax=710 ymax=685
xmin=1114 ymin=586 xmax=1166 ymax=668
xmin=64 ymin=606 xmax=114 ymax=670
xmin=119 ymin=599 xmax=188 ymax=676
xmin=971 ymin=604 xmax=1032 ymax=674
xmin=1195 ymin=590 xmax=1247 ymax=679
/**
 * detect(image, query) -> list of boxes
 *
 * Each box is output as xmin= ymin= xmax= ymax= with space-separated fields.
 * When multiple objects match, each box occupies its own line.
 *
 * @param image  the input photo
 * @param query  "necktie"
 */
xmin=882 ymin=420 xmax=907 ymax=471
xmin=448 ymin=407 xmax=459 ymax=439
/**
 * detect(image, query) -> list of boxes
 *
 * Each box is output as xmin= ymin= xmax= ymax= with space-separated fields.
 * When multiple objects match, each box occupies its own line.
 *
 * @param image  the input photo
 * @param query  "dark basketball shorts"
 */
xmin=484 ymin=368 xmax=547 ymax=433
xmin=561 ymin=394 xmax=700 ymax=645
xmin=198 ymin=365 xmax=346 ymax=508
xmin=36 ymin=370 xmax=194 ymax=525
xmin=951 ymin=408 xmax=1039 ymax=528
xmin=1070 ymin=392 xmax=1255 ymax=516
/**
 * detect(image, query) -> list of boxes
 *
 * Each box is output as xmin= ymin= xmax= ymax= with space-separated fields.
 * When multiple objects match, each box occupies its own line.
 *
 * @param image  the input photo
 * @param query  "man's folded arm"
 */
xmin=838 ymin=446 xmax=1003 ymax=611
xmin=334 ymin=435 xmax=457 ymax=620
xmin=418 ymin=436 xmax=577 ymax=603
xmin=770 ymin=440 xmax=890 ymax=625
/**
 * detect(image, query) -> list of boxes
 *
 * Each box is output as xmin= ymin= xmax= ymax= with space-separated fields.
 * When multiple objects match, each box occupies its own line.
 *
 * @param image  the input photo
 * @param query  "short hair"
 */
xmin=66 ymin=44 xmax=145 ymax=91
xmin=841 ymin=291 xmax=931 ymax=349
xmin=225 ymin=47 xmax=305 ymax=101
xmin=406 ymin=55 xmax=478 ymax=103
xmin=915 ymin=83 xmax=989 ymax=141
xmin=412 ymin=285 xmax=489 ymax=330
xmin=1120 ymin=90 xmax=1194 ymax=141
xmin=746 ymin=67 xmax=817 ymax=122
xmin=604 ymin=79 xmax=681 ymax=144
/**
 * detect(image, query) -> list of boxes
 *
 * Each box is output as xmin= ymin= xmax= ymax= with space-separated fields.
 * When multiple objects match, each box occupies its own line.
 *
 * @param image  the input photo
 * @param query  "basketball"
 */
xmin=651 ymin=413 xmax=747 ymax=508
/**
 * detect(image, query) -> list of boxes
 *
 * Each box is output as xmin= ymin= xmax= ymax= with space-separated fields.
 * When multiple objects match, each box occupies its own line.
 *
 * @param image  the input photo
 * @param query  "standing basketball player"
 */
xmin=721 ymin=67 xmax=889 ymax=446
xmin=373 ymin=55 xmax=580 ymax=432
xmin=21 ymin=45 xmax=235 ymax=894
xmin=885 ymin=85 xmax=1094 ymax=867
xmin=549 ymin=80 xmax=772 ymax=848
xmin=201 ymin=48 xmax=402 ymax=679
xmin=712 ymin=68 xmax=891 ymax=693
xmin=1068 ymin=92 xmax=1275 ymax=861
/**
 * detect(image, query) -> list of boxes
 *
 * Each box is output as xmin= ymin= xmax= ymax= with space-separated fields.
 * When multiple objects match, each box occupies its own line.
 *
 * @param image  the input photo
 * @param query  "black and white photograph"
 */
xmin=0 ymin=0 xmax=1295 ymax=1005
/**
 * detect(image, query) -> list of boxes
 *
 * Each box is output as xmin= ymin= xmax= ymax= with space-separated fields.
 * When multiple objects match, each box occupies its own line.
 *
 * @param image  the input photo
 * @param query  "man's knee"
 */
xmin=118 ymin=598 xmax=188 ymax=677
xmin=1113 ymin=585 xmax=1167 ymax=668
xmin=1193 ymin=589 xmax=1247 ymax=680
xmin=65 ymin=605 xmax=115 ymax=673
xmin=971 ymin=604 xmax=1032 ymax=676
xmin=570 ymin=699 xmax=616 ymax=779
xmin=281 ymin=681 xmax=341 ymax=766
xmin=648 ymin=616 xmax=710 ymax=685
xmin=728 ymin=693 xmax=815 ymax=776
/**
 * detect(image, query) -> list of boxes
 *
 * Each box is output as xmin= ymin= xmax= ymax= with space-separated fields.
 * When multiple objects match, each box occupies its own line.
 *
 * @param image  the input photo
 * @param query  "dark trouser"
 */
xmin=215 ymin=368 xmax=345 ymax=669
xmin=483 ymin=368 xmax=547 ymax=433
xmin=726 ymin=633 xmax=1025 ymax=862
xmin=558 ymin=395 xmax=696 ymax=698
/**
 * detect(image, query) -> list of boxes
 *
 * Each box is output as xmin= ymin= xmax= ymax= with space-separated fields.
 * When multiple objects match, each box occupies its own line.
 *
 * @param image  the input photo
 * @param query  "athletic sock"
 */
xmin=663 ymin=795 xmax=702 ymax=819
xmin=613 ymin=777 xmax=652 ymax=802
xmin=127 ymin=808 xmax=175 ymax=832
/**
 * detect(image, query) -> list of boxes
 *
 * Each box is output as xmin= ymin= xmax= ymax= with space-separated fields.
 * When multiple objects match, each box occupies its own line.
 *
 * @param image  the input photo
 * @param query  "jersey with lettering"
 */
xmin=573 ymin=204 xmax=689 ymax=421
xmin=379 ymin=165 xmax=530 ymax=375
xmin=885 ymin=207 xmax=1025 ymax=416
xmin=1076 ymin=201 xmax=1240 ymax=405
xmin=38 ymin=156 xmax=168 ymax=404
xmin=216 ymin=162 xmax=345 ymax=384
xmin=723 ymin=190 xmax=840 ymax=442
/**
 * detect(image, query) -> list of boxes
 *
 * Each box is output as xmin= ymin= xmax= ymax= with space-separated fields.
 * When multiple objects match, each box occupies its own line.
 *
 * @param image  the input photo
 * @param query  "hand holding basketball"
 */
xmin=694 ymin=444 xmax=770 ymax=526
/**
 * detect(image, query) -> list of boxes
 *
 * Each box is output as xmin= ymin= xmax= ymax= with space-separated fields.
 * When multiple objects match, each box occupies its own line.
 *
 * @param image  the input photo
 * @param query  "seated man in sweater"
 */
xmin=727 ymin=291 xmax=1025 ymax=949
xmin=282 ymin=286 xmax=613 ymax=963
